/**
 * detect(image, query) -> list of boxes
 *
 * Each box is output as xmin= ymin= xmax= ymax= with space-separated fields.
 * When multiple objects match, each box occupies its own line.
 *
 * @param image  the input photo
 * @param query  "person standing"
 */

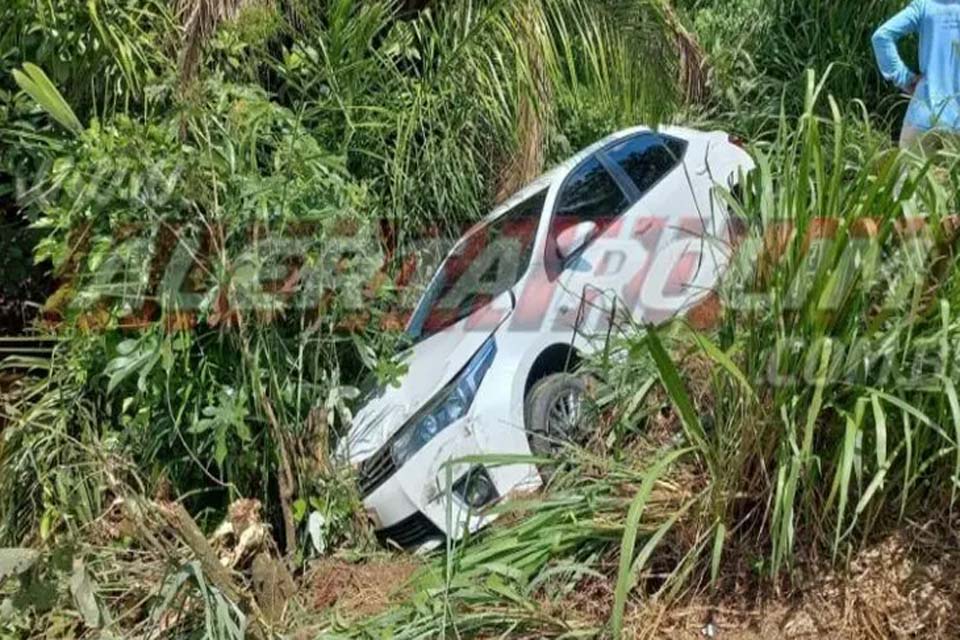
xmin=872 ymin=0 xmax=960 ymax=149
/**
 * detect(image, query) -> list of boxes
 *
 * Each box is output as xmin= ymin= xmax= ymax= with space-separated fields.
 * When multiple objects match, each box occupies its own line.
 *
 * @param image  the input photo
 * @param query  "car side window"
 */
xmin=406 ymin=189 xmax=546 ymax=343
xmin=552 ymin=157 xmax=628 ymax=229
xmin=604 ymin=134 xmax=686 ymax=196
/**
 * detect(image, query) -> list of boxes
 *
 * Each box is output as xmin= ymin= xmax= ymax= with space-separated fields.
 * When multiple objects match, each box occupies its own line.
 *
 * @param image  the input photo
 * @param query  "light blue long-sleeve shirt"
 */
xmin=872 ymin=0 xmax=960 ymax=130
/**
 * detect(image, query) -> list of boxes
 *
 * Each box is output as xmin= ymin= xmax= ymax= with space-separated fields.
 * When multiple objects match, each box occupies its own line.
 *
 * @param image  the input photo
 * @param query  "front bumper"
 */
xmin=374 ymin=511 xmax=445 ymax=550
xmin=359 ymin=415 xmax=492 ymax=549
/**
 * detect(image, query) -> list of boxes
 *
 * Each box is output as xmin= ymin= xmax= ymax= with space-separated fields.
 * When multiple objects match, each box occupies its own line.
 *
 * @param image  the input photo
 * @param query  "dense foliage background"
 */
xmin=1 ymin=1 xmax=958 ymax=638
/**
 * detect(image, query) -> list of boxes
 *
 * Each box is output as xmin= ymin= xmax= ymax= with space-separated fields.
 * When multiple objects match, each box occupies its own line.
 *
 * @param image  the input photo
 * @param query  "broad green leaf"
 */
xmin=69 ymin=559 xmax=101 ymax=628
xmin=687 ymin=330 xmax=756 ymax=400
xmin=710 ymin=522 xmax=726 ymax=585
xmin=871 ymin=394 xmax=887 ymax=471
xmin=12 ymin=63 xmax=82 ymax=133
xmin=832 ymin=410 xmax=859 ymax=556
xmin=802 ymin=338 xmax=832 ymax=461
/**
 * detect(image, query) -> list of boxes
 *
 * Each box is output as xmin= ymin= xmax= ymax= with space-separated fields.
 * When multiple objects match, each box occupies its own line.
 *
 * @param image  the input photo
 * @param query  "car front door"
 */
xmin=545 ymin=133 xmax=698 ymax=343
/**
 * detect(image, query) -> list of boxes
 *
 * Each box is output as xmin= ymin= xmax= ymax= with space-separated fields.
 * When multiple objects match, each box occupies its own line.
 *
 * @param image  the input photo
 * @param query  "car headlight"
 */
xmin=391 ymin=337 xmax=497 ymax=466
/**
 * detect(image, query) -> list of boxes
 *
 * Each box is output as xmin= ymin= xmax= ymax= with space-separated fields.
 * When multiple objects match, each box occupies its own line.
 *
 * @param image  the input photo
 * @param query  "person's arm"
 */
xmin=872 ymin=0 xmax=924 ymax=91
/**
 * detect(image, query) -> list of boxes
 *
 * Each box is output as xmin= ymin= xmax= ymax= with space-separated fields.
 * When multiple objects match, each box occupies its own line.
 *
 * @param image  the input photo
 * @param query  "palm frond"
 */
xmin=176 ymin=0 xmax=265 ymax=85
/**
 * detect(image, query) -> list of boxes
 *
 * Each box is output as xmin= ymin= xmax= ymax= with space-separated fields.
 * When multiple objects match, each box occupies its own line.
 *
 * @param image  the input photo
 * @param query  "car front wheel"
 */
xmin=524 ymin=373 xmax=589 ymax=459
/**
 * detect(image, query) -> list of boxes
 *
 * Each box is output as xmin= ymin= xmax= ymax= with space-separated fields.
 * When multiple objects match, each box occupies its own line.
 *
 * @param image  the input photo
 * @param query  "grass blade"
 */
xmin=610 ymin=447 xmax=688 ymax=639
xmin=645 ymin=325 xmax=715 ymax=475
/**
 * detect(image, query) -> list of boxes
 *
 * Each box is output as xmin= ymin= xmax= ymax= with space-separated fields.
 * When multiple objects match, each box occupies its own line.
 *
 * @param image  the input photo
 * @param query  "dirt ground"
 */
xmin=621 ymin=524 xmax=960 ymax=639
xmin=304 ymin=555 xmax=422 ymax=619
xmin=297 ymin=523 xmax=958 ymax=639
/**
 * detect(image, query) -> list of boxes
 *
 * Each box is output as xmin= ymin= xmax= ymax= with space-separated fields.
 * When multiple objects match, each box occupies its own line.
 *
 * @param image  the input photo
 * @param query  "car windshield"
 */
xmin=407 ymin=190 xmax=547 ymax=343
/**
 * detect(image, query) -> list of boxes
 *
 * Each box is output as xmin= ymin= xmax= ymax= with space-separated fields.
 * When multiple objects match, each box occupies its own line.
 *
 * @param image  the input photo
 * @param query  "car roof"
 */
xmin=483 ymin=125 xmax=727 ymax=223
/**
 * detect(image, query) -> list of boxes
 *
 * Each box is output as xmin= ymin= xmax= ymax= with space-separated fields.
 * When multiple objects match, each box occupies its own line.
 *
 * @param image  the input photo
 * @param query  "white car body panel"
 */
xmin=339 ymin=126 xmax=755 ymax=548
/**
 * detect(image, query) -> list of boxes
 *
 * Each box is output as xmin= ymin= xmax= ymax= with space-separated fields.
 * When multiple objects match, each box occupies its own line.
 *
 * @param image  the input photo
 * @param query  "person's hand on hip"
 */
xmin=906 ymin=74 xmax=922 ymax=95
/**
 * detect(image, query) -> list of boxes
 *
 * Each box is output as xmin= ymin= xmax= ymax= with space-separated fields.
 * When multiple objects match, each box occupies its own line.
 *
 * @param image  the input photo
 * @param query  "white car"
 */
xmin=340 ymin=126 xmax=754 ymax=549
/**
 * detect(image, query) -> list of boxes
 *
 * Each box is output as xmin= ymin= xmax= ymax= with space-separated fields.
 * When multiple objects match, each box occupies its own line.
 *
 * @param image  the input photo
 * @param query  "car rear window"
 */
xmin=604 ymin=134 xmax=686 ymax=196
xmin=553 ymin=157 xmax=629 ymax=224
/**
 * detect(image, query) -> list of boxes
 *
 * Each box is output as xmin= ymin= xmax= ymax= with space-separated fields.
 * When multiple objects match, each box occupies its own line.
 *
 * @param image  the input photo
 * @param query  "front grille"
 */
xmin=358 ymin=445 xmax=396 ymax=496
xmin=376 ymin=512 xmax=444 ymax=550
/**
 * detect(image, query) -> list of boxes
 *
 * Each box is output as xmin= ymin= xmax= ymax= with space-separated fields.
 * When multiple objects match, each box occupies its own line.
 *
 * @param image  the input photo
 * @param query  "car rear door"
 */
xmin=545 ymin=133 xmax=695 ymax=340
xmin=607 ymin=133 xmax=724 ymax=325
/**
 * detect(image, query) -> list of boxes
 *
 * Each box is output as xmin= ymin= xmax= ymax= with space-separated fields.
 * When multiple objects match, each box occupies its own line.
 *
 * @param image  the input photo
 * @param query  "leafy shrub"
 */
xmin=2 ymin=78 xmax=400 ymax=552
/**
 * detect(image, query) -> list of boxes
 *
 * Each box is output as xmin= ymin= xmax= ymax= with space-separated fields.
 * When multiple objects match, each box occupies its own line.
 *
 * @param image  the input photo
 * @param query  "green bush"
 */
xmin=682 ymin=0 xmax=915 ymax=137
xmin=2 ymin=78 xmax=392 ymax=551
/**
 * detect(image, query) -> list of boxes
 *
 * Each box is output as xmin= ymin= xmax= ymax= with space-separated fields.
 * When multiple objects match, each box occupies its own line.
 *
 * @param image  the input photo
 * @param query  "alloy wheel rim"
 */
xmin=545 ymin=388 xmax=583 ymax=444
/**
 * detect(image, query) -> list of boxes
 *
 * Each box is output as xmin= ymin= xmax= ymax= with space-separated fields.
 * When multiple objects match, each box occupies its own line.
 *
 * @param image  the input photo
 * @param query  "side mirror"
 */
xmin=555 ymin=221 xmax=598 ymax=261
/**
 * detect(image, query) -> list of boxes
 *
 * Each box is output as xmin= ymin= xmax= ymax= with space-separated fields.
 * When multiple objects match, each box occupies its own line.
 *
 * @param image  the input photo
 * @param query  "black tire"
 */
xmin=524 ymin=373 xmax=589 ymax=460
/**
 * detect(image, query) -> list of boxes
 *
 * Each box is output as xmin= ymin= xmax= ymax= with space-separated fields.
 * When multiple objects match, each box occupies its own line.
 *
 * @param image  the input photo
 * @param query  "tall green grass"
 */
xmin=681 ymin=0 xmax=913 ymax=137
xmin=613 ymin=71 xmax=960 ymax=581
xmin=332 ymin=72 xmax=960 ymax=638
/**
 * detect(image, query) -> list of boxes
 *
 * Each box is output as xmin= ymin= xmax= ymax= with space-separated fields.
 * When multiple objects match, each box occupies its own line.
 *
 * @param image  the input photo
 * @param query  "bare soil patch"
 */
xmin=618 ymin=524 xmax=960 ymax=639
xmin=305 ymin=555 xmax=422 ymax=619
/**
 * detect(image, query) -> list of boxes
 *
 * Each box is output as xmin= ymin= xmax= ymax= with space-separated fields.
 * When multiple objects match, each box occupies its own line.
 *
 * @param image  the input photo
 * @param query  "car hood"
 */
xmin=341 ymin=292 xmax=513 ymax=464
